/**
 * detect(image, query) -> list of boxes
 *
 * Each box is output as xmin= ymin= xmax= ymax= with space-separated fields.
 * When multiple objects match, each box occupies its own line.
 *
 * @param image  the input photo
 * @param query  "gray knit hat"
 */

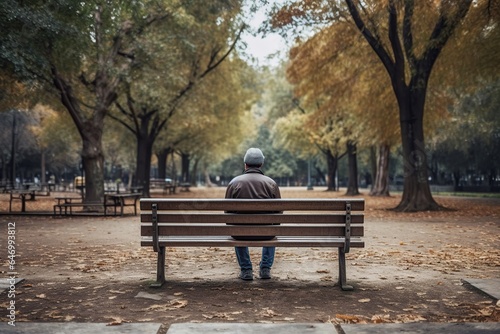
xmin=244 ymin=148 xmax=265 ymax=166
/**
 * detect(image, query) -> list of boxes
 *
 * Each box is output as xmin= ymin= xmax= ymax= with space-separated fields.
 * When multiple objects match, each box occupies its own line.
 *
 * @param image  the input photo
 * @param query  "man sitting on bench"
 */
xmin=225 ymin=148 xmax=281 ymax=281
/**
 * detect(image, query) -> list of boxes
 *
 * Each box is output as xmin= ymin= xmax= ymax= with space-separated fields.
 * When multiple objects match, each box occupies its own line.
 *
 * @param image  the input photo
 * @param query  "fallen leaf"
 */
xmin=336 ymin=314 xmax=360 ymax=322
xmin=106 ymin=316 xmax=127 ymax=326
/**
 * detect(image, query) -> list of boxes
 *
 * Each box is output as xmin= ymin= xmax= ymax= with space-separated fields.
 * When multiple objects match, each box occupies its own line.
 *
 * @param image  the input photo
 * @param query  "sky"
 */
xmin=240 ymin=5 xmax=289 ymax=67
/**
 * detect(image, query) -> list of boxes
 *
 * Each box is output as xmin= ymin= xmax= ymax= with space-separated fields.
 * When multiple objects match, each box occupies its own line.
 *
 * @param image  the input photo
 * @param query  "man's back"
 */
xmin=225 ymin=167 xmax=281 ymax=200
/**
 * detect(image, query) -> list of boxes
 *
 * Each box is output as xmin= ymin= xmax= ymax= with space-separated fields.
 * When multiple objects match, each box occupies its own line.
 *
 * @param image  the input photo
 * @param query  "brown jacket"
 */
xmin=225 ymin=167 xmax=281 ymax=240
xmin=225 ymin=167 xmax=281 ymax=199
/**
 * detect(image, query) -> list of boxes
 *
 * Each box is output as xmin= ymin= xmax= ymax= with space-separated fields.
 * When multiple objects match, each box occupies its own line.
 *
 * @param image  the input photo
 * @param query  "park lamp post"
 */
xmin=307 ymin=158 xmax=313 ymax=191
xmin=79 ymin=160 xmax=84 ymax=199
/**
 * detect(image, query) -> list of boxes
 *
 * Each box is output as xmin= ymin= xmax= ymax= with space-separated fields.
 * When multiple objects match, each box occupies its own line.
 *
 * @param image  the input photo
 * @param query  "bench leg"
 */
xmin=150 ymin=246 xmax=166 ymax=288
xmin=21 ymin=196 xmax=26 ymax=212
xmin=338 ymin=248 xmax=353 ymax=291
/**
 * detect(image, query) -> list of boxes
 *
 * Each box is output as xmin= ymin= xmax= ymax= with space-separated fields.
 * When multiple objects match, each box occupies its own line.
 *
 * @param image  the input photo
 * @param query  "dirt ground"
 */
xmin=0 ymin=187 xmax=499 ymax=333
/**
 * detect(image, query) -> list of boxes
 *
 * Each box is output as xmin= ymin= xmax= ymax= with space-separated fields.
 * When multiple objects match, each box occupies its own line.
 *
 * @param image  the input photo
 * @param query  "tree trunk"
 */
xmin=191 ymin=158 xmax=199 ymax=186
xmin=204 ymin=168 xmax=214 ymax=187
xmin=9 ymin=113 xmax=16 ymax=188
xmin=40 ymin=149 xmax=46 ymax=185
xmin=370 ymin=144 xmax=391 ymax=196
xmin=325 ymin=150 xmax=338 ymax=191
xmin=156 ymin=148 xmax=173 ymax=180
xmin=395 ymin=95 xmax=440 ymax=211
xmin=135 ymin=131 xmax=154 ymax=198
xmin=81 ymin=126 xmax=105 ymax=206
xmin=369 ymin=146 xmax=377 ymax=192
xmin=181 ymin=152 xmax=190 ymax=183
xmin=345 ymin=141 xmax=360 ymax=196
xmin=171 ymin=150 xmax=177 ymax=183
xmin=52 ymin=67 xmax=114 ymax=207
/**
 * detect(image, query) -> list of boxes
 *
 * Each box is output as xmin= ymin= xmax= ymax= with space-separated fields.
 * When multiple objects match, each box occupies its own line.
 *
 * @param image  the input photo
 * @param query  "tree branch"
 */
xmin=420 ymin=0 xmax=473 ymax=75
xmin=402 ymin=0 xmax=416 ymax=68
xmin=387 ymin=0 xmax=406 ymax=87
xmin=344 ymin=0 xmax=395 ymax=73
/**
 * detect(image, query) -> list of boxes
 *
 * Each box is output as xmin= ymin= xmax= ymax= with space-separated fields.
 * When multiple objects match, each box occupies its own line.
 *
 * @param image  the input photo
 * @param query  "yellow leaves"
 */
xmin=146 ymin=299 xmax=188 ymax=311
xmin=202 ymin=311 xmax=242 ymax=320
xmin=259 ymin=308 xmax=281 ymax=318
xmin=47 ymin=310 xmax=75 ymax=322
xmin=106 ymin=316 xmax=129 ymax=326
xmin=335 ymin=313 xmax=361 ymax=322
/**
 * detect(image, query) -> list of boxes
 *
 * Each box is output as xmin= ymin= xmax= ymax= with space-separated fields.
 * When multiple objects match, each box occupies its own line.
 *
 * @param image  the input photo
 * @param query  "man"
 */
xmin=225 ymin=148 xmax=281 ymax=281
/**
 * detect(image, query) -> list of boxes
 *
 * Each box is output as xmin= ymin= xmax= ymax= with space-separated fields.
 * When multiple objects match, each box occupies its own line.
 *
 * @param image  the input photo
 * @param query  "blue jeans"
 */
xmin=235 ymin=247 xmax=275 ymax=270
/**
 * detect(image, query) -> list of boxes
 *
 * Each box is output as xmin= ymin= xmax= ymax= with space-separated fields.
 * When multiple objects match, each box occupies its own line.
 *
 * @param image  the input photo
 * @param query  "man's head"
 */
xmin=244 ymin=148 xmax=265 ymax=168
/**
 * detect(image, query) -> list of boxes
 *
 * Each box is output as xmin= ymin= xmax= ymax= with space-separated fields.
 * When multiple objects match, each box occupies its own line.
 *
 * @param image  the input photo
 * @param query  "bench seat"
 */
xmin=142 ymin=235 xmax=364 ymax=248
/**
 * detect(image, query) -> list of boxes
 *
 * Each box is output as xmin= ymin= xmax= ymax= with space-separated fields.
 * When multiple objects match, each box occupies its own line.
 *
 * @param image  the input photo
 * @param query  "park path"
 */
xmin=0 ymin=187 xmax=498 ymax=331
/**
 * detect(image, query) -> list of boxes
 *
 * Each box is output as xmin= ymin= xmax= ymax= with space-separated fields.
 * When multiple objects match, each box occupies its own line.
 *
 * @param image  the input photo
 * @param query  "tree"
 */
xmin=0 ymin=1 xmax=172 ymax=204
xmin=30 ymin=104 xmax=80 ymax=185
xmin=343 ymin=0 xmax=475 ymax=211
xmin=171 ymin=57 xmax=257 ymax=186
xmin=271 ymin=0 xmax=498 ymax=210
xmin=282 ymin=21 xmax=382 ymax=193
xmin=109 ymin=0 xmax=245 ymax=196
xmin=430 ymin=80 xmax=500 ymax=188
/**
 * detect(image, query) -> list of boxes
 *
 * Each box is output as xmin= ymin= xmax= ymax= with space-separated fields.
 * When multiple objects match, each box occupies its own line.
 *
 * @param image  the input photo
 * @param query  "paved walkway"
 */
xmin=0 ymin=321 xmax=499 ymax=333
xmin=0 ymin=323 xmax=162 ymax=333
xmin=165 ymin=322 xmax=500 ymax=333
xmin=1 ymin=270 xmax=499 ymax=333
xmin=1 ymin=278 xmax=499 ymax=333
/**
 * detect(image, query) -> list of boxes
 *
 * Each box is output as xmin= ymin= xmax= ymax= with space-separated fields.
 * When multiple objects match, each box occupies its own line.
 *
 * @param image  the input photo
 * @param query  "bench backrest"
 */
xmin=140 ymin=198 xmax=364 ymax=252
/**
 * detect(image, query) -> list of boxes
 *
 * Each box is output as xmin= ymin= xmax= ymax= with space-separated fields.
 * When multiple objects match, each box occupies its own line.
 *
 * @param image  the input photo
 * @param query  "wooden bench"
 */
xmin=54 ymin=202 xmax=106 ymax=216
xmin=53 ymin=197 xmax=110 ymax=216
xmin=140 ymin=198 xmax=365 ymax=290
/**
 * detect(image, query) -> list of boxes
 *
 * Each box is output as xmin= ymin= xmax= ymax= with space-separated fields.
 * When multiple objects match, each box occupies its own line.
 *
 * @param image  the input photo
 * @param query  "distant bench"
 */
xmin=53 ymin=193 xmax=140 ymax=216
xmin=163 ymin=184 xmax=176 ymax=195
xmin=140 ymin=198 xmax=365 ymax=290
xmin=53 ymin=197 xmax=108 ymax=216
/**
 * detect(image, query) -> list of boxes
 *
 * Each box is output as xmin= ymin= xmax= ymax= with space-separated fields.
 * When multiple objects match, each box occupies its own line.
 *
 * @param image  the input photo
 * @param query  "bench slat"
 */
xmin=140 ymin=198 xmax=365 ymax=211
xmin=141 ymin=236 xmax=365 ymax=248
xmin=140 ymin=213 xmax=364 ymax=224
xmin=141 ymin=224 xmax=364 ymax=237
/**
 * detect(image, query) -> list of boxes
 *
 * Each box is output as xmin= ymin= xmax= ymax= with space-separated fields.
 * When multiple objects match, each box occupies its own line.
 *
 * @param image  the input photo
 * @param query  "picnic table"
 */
xmin=105 ymin=193 xmax=141 ymax=216
xmin=9 ymin=190 xmax=37 ymax=212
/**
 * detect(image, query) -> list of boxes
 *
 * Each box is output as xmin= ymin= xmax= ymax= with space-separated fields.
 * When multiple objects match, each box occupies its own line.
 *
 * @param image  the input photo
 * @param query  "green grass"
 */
xmin=432 ymin=191 xmax=500 ymax=199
